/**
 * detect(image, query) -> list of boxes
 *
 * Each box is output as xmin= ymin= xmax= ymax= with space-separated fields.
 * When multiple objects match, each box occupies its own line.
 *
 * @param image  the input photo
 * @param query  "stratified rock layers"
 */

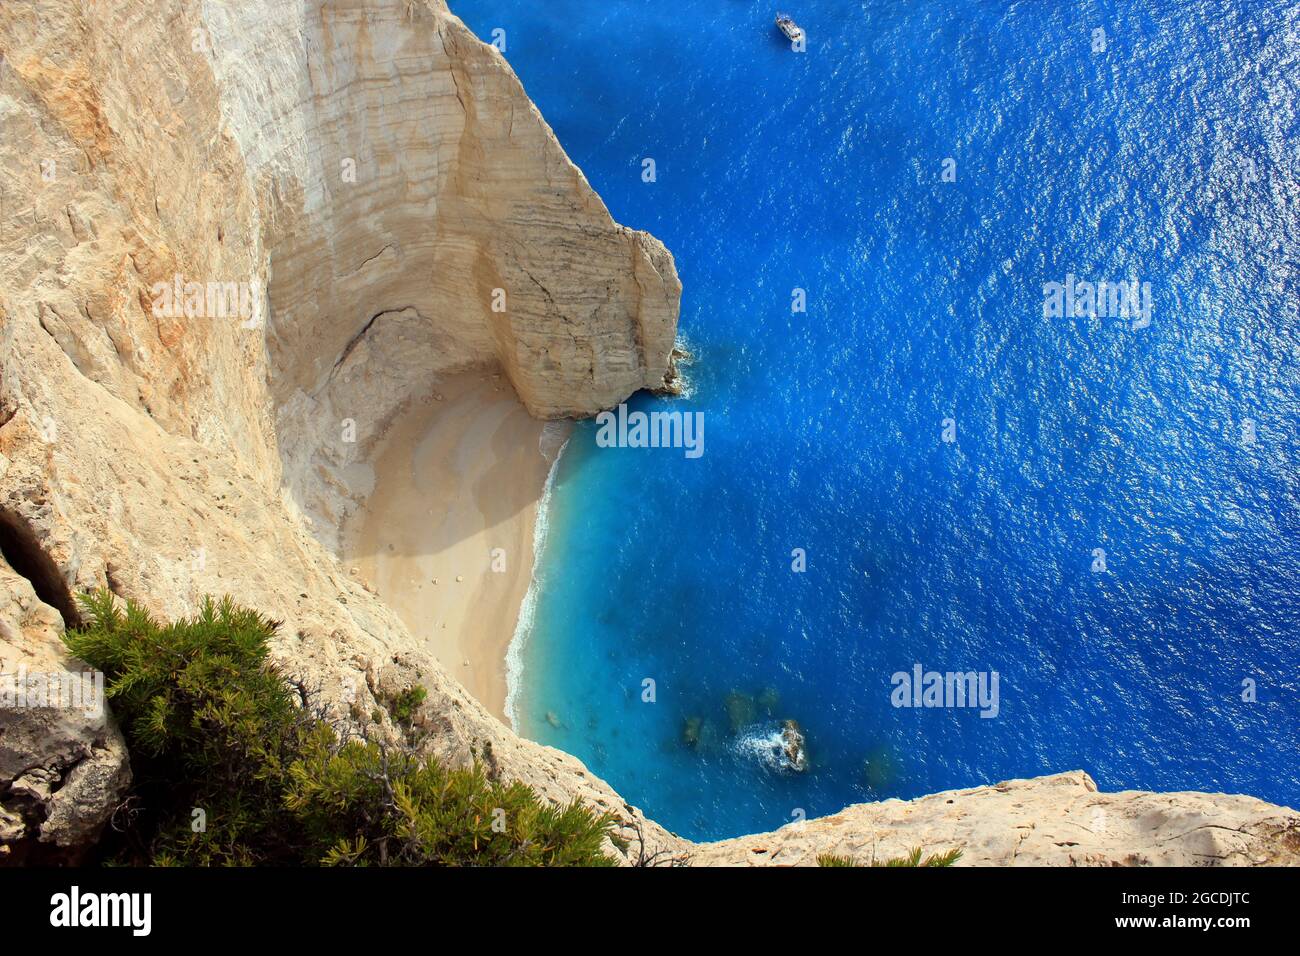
xmin=198 ymin=0 xmax=681 ymax=543
xmin=0 ymin=0 xmax=1294 ymax=866
xmin=0 ymin=0 xmax=679 ymax=861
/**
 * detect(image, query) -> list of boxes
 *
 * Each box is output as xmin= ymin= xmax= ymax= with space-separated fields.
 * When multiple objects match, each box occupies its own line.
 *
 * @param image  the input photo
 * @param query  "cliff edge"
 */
xmin=693 ymin=771 xmax=1300 ymax=866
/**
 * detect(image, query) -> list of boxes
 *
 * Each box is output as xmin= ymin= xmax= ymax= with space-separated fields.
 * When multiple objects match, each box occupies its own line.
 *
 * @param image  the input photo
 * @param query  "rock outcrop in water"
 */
xmin=0 ymin=0 xmax=1294 ymax=866
xmin=780 ymin=720 xmax=808 ymax=773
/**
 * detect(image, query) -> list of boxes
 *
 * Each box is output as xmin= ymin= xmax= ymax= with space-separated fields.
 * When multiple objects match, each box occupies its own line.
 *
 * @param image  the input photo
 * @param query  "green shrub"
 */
xmin=816 ymin=847 xmax=963 ymax=867
xmin=286 ymin=739 xmax=612 ymax=866
xmin=67 ymin=590 xmax=614 ymax=867
xmin=385 ymin=684 xmax=428 ymax=726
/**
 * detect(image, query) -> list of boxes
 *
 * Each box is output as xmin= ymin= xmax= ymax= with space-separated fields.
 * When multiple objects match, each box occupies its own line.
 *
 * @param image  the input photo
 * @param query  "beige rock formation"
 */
xmin=0 ymin=554 xmax=130 ymax=863
xmin=200 ymin=0 xmax=681 ymax=546
xmin=0 ymin=0 xmax=1293 ymax=868
xmin=691 ymin=771 xmax=1300 ymax=867
xmin=0 ymin=0 xmax=680 ymax=861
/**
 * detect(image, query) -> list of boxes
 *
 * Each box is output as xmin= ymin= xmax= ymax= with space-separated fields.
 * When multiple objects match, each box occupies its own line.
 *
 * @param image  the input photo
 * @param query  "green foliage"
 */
xmin=67 ymin=590 xmax=309 ymax=864
xmin=67 ymin=590 xmax=614 ymax=867
xmin=287 ymin=741 xmax=613 ymax=866
xmin=877 ymin=846 xmax=963 ymax=867
xmin=385 ymin=684 xmax=427 ymax=726
xmin=816 ymin=846 xmax=963 ymax=868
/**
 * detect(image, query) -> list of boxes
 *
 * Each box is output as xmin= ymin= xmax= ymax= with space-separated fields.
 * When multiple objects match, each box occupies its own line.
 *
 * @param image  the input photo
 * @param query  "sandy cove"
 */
xmin=343 ymin=370 xmax=567 ymax=723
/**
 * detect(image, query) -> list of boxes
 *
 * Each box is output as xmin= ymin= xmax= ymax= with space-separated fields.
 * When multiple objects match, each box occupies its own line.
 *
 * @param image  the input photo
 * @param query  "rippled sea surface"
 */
xmin=450 ymin=0 xmax=1300 ymax=840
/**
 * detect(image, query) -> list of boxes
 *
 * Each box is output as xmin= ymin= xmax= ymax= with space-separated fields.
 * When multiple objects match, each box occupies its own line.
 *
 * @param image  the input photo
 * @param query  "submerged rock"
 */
xmin=682 ymin=716 xmax=702 ymax=748
xmin=682 ymin=716 xmax=721 ymax=752
xmin=863 ymin=746 xmax=898 ymax=791
xmin=697 ymin=720 xmax=722 ymax=752
xmin=724 ymin=691 xmax=756 ymax=734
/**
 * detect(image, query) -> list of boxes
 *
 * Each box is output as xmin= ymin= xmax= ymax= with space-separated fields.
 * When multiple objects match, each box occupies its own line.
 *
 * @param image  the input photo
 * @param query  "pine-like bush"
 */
xmin=66 ymin=590 xmax=614 ymax=867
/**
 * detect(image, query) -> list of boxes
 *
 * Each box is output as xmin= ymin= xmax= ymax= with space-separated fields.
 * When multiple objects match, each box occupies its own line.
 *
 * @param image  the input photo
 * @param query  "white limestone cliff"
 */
xmin=0 ymin=0 xmax=680 ymax=861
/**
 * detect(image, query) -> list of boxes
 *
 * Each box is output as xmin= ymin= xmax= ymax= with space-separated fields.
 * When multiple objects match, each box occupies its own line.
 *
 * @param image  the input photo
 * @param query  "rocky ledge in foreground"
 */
xmin=690 ymin=771 xmax=1300 ymax=867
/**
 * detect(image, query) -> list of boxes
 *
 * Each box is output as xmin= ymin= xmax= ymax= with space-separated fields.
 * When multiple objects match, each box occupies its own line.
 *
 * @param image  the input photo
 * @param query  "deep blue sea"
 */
xmin=451 ymin=0 xmax=1300 ymax=841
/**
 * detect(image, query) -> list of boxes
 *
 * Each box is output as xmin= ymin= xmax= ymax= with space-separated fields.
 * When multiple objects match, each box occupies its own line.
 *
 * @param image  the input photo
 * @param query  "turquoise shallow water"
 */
xmin=452 ymin=0 xmax=1300 ymax=840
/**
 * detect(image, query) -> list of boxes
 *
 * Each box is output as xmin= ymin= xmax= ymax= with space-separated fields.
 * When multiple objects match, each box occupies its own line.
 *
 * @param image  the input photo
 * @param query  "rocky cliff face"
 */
xmin=198 ymin=0 xmax=681 ymax=544
xmin=0 ymin=556 xmax=129 ymax=864
xmin=0 ymin=0 xmax=1293 ymax=866
xmin=0 ymin=0 xmax=680 ymax=861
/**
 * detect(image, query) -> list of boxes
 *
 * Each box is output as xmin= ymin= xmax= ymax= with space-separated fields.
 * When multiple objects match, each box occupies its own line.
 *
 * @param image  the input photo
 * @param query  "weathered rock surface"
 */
xmin=0 ymin=0 xmax=680 ymax=862
xmin=0 ymin=0 xmax=1294 ymax=868
xmin=199 ymin=0 xmax=681 ymax=545
xmin=691 ymin=771 xmax=1300 ymax=867
xmin=0 ymin=556 xmax=130 ymax=863
xmin=780 ymin=719 xmax=808 ymax=773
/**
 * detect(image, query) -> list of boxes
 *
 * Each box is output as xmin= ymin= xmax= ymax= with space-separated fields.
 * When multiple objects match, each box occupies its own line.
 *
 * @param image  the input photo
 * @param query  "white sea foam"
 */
xmin=670 ymin=333 xmax=698 ymax=400
xmin=504 ymin=421 xmax=571 ymax=731
xmin=732 ymin=722 xmax=791 ymax=773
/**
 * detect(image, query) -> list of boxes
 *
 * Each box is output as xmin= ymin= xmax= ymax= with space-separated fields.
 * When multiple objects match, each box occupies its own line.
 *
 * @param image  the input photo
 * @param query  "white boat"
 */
xmin=775 ymin=13 xmax=805 ymax=44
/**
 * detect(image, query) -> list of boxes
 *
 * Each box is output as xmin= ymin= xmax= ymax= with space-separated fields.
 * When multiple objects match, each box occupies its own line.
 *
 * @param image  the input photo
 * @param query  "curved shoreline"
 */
xmin=505 ymin=421 xmax=572 ymax=732
xmin=342 ymin=370 xmax=557 ymax=723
